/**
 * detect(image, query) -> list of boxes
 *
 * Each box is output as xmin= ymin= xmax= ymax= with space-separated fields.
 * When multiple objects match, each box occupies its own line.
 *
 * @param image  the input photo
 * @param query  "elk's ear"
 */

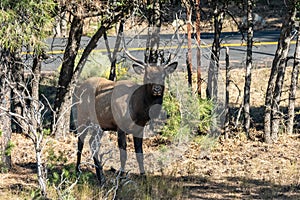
xmin=164 ymin=61 xmax=178 ymax=75
xmin=132 ymin=63 xmax=145 ymax=75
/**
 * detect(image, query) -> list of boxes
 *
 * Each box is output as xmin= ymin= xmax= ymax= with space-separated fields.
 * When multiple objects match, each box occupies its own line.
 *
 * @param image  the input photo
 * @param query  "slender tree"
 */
xmin=196 ymin=0 xmax=202 ymax=96
xmin=287 ymin=19 xmax=300 ymax=134
xmin=264 ymin=0 xmax=297 ymax=143
xmin=0 ymin=50 xmax=13 ymax=170
xmin=145 ymin=0 xmax=162 ymax=63
xmin=224 ymin=46 xmax=230 ymax=138
xmin=184 ymin=0 xmax=193 ymax=87
xmin=206 ymin=0 xmax=226 ymax=99
xmin=271 ymin=4 xmax=297 ymax=139
xmin=243 ymin=0 xmax=254 ymax=138
xmin=53 ymin=14 xmax=84 ymax=138
xmin=108 ymin=21 xmax=124 ymax=81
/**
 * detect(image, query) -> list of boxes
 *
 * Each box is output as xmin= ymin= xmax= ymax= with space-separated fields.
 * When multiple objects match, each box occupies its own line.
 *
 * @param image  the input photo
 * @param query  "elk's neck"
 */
xmin=129 ymin=84 xmax=163 ymax=127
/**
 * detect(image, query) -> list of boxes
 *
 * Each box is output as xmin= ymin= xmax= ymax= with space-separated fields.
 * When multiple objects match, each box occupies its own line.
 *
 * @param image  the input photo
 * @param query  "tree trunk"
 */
xmin=0 ymin=50 xmax=12 ymax=170
xmin=206 ymin=2 xmax=224 ymax=99
xmin=10 ymin=51 xmax=26 ymax=133
xmin=109 ymin=21 xmax=124 ymax=81
xmin=53 ymin=15 xmax=84 ymax=138
xmin=186 ymin=0 xmax=193 ymax=87
xmin=31 ymin=52 xmax=42 ymax=133
xmin=62 ymin=26 xmax=108 ymax=137
xmin=196 ymin=0 xmax=202 ymax=96
xmin=35 ymin=143 xmax=47 ymax=196
xmin=145 ymin=0 xmax=161 ymax=64
xmin=224 ymin=47 xmax=230 ymax=139
xmin=243 ymin=0 xmax=254 ymax=138
xmin=271 ymin=5 xmax=296 ymax=139
xmin=287 ymin=23 xmax=300 ymax=135
xmin=264 ymin=1 xmax=296 ymax=143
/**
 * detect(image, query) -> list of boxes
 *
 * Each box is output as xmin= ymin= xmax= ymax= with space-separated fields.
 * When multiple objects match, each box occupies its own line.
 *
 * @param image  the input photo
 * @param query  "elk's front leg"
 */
xmin=133 ymin=136 xmax=145 ymax=175
xmin=117 ymin=129 xmax=127 ymax=173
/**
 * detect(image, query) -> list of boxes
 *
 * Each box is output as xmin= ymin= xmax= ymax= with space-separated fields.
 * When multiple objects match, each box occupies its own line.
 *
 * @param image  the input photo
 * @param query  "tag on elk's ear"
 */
xmin=132 ymin=63 xmax=145 ymax=75
xmin=164 ymin=62 xmax=178 ymax=75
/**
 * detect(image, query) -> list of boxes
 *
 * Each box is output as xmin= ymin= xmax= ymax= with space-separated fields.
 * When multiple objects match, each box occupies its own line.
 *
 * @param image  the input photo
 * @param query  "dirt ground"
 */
xmin=1 ymin=129 xmax=300 ymax=199
xmin=1 ymin=65 xmax=300 ymax=199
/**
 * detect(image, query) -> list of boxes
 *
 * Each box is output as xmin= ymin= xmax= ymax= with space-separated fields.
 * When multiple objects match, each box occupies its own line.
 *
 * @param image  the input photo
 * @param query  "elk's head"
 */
xmin=133 ymin=62 xmax=177 ymax=97
xmin=125 ymin=50 xmax=178 ymax=97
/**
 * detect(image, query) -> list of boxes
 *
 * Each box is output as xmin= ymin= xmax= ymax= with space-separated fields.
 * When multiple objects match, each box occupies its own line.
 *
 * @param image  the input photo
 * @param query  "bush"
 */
xmin=78 ymin=52 xmax=111 ymax=80
xmin=161 ymin=76 xmax=214 ymax=141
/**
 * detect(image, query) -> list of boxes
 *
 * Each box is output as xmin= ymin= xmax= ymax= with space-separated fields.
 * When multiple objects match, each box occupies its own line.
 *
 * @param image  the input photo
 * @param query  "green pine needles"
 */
xmin=161 ymin=75 xmax=214 ymax=141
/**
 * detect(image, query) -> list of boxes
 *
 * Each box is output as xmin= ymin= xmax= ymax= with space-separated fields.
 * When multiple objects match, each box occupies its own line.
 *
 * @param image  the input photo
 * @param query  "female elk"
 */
xmin=75 ymin=50 xmax=177 ymax=184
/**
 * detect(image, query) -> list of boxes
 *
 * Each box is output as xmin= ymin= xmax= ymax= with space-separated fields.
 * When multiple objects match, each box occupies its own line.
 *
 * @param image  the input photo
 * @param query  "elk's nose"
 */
xmin=152 ymin=85 xmax=163 ymax=96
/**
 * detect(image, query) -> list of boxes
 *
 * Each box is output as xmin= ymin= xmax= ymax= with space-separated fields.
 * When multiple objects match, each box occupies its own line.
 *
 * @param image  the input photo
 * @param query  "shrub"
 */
xmin=78 ymin=52 xmax=111 ymax=80
xmin=161 ymin=76 xmax=214 ymax=141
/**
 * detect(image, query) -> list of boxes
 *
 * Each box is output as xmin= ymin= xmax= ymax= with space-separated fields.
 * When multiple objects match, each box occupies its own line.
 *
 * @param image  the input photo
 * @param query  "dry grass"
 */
xmin=0 ymin=67 xmax=299 ymax=199
xmin=1 ymin=130 xmax=300 ymax=199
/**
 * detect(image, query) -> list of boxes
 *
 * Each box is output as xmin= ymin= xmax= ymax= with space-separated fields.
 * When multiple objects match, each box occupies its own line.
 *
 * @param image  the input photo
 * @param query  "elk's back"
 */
xmin=76 ymin=77 xmax=116 ymax=130
xmin=76 ymin=77 xmax=145 ymax=134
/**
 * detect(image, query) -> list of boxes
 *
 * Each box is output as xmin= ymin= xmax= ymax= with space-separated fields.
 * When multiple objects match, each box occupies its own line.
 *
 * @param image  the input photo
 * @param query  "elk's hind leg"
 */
xmin=76 ymin=124 xmax=88 ymax=173
xmin=76 ymin=137 xmax=84 ymax=173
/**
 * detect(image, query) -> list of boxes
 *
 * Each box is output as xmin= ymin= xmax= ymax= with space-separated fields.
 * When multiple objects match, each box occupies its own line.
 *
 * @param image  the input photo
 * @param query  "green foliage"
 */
xmin=161 ymin=77 xmax=214 ymax=141
xmin=77 ymin=52 xmax=110 ymax=80
xmin=0 ymin=164 xmax=9 ymax=173
xmin=47 ymin=146 xmax=68 ymax=170
xmin=161 ymin=91 xmax=181 ymax=138
xmin=30 ymin=189 xmax=43 ymax=199
xmin=0 ymin=139 xmax=13 ymax=172
xmin=4 ymin=140 xmax=15 ymax=156
xmin=50 ymin=167 xmax=75 ymax=185
xmin=197 ymin=98 xmax=214 ymax=133
xmin=46 ymin=143 xmax=79 ymax=199
xmin=102 ymin=60 xmax=130 ymax=80
xmin=43 ymin=128 xmax=51 ymax=136
xmin=49 ymin=166 xmax=78 ymax=200
xmin=77 ymin=171 xmax=98 ymax=185
xmin=0 ymin=0 xmax=56 ymax=52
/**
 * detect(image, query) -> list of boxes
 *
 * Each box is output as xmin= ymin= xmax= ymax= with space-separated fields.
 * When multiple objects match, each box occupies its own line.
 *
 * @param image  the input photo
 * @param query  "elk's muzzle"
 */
xmin=152 ymin=85 xmax=163 ymax=96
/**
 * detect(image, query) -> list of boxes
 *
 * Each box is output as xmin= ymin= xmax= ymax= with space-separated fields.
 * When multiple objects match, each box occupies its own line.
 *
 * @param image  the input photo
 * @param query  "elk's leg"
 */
xmin=89 ymin=127 xmax=105 ymax=184
xmin=133 ymin=136 xmax=145 ymax=175
xmin=76 ymin=124 xmax=88 ymax=173
xmin=76 ymin=137 xmax=84 ymax=173
xmin=117 ymin=129 xmax=127 ymax=174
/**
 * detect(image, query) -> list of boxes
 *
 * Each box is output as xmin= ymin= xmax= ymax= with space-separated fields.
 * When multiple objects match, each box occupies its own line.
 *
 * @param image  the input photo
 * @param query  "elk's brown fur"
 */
xmin=75 ymin=56 xmax=178 ymax=184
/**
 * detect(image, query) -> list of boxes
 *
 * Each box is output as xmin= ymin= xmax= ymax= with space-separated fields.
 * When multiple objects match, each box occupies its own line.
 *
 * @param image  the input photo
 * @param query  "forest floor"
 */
xmin=0 ymin=66 xmax=299 ymax=199
xmin=0 ymin=129 xmax=300 ymax=199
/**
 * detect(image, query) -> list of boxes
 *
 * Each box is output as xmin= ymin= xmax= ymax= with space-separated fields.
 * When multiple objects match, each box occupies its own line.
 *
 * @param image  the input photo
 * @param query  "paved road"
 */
xmin=31 ymin=30 xmax=296 ymax=72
